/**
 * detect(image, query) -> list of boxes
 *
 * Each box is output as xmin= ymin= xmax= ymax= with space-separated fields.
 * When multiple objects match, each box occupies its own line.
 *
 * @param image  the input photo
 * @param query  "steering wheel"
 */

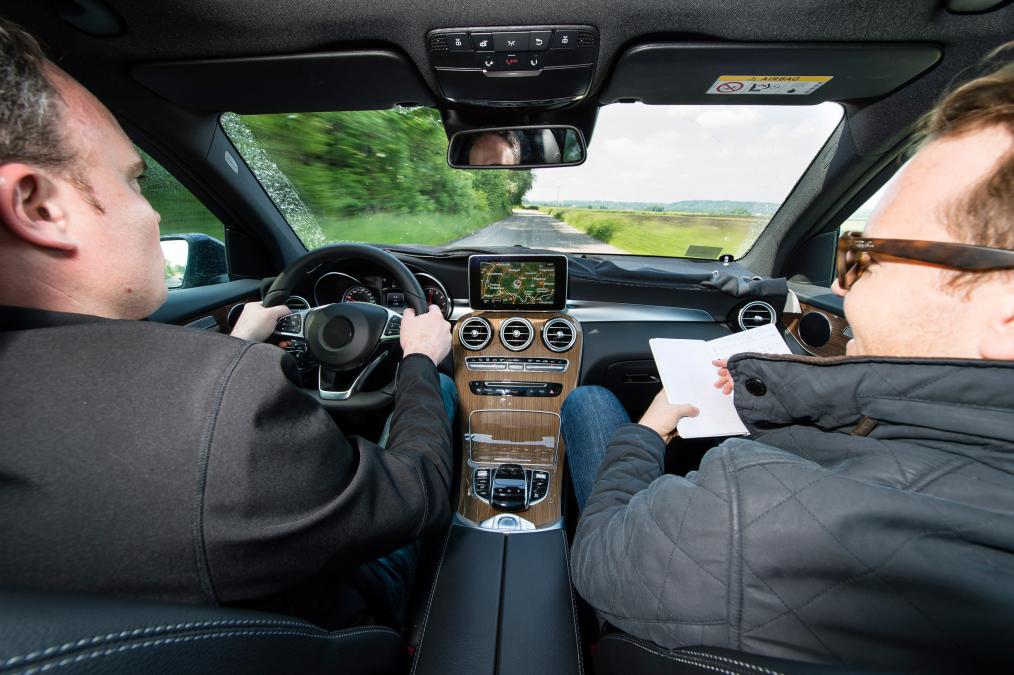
xmin=263 ymin=243 xmax=428 ymax=411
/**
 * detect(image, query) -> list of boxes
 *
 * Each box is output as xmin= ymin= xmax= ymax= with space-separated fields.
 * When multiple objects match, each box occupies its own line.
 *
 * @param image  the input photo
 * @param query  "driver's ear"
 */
xmin=979 ymin=287 xmax=1014 ymax=361
xmin=0 ymin=164 xmax=78 ymax=252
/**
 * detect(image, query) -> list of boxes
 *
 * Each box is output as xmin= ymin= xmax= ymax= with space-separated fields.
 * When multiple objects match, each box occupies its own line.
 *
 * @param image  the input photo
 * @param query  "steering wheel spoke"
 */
xmin=262 ymin=243 xmax=427 ymax=411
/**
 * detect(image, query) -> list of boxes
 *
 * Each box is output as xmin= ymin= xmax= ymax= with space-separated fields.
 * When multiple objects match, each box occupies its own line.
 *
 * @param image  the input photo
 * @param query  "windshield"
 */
xmin=222 ymin=102 xmax=843 ymax=258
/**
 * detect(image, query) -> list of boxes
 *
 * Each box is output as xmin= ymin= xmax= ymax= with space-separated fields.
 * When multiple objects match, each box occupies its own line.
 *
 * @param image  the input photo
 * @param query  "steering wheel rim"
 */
xmin=263 ymin=242 xmax=427 ymax=312
xmin=264 ymin=243 xmax=428 ymax=410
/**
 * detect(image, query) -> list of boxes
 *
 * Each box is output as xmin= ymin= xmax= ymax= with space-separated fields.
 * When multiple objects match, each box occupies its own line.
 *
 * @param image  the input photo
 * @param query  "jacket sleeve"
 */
xmin=570 ymin=424 xmax=735 ymax=649
xmin=199 ymin=345 xmax=452 ymax=604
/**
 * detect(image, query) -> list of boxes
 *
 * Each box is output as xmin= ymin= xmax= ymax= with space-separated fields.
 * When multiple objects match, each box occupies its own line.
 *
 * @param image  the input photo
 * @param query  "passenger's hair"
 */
xmin=913 ymin=41 xmax=1014 ymax=289
xmin=0 ymin=17 xmax=73 ymax=170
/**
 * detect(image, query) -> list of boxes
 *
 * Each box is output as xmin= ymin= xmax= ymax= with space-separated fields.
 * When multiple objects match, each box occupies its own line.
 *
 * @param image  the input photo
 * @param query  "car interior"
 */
xmin=1 ymin=1 xmax=1012 ymax=674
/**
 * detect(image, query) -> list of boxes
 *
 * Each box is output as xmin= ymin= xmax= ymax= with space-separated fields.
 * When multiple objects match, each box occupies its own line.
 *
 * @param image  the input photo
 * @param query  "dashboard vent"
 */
xmin=286 ymin=296 xmax=311 ymax=311
xmin=429 ymin=35 xmax=448 ymax=52
xmin=542 ymin=318 xmax=576 ymax=352
xmin=459 ymin=317 xmax=492 ymax=350
xmin=737 ymin=301 xmax=777 ymax=331
xmin=499 ymin=317 xmax=534 ymax=351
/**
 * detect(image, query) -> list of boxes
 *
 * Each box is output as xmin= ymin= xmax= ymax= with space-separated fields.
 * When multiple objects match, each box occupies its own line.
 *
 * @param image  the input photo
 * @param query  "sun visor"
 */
xmin=599 ymin=43 xmax=940 ymax=105
xmin=132 ymin=51 xmax=435 ymax=113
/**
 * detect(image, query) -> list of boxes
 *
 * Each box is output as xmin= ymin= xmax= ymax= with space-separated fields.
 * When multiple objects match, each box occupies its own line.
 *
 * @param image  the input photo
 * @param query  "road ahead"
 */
xmin=451 ymin=209 xmax=622 ymax=253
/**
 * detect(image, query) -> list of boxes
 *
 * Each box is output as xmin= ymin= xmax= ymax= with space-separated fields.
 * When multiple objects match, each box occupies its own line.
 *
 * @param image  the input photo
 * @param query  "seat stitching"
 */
xmin=408 ymin=524 xmax=454 ymax=675
xmin=600 ymin=636 xmax=740 ymax=675
xmin=680 ymin=650 xmax=783 ymax=675
xmin=0 ymin=618 xmax=321 ymax=668
xmin=11 ymin=628 xmax=397 ymax=675
xmin=560 ymin=530 xmax=585 ymax=675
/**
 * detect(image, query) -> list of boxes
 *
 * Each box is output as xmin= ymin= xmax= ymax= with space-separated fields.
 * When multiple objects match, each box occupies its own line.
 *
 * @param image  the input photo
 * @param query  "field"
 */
xmin=538 ymin=207 xmax=767 ymax=258
xmin=314 ymin=211 xmax=494 ymax=247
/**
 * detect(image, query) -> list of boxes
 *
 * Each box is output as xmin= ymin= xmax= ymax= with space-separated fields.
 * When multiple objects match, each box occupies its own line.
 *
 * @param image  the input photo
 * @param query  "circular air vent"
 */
xmin=798 ymin=312 xmax=833 ymax=348
xmin=499 ymin=317 xmax=534 ymax=351
xmin=542 ymin=318 xmax=576 ymax=352
xmin=459 ymin=317 xmax=492 ymax=350
xmin=285 ymin=296 xmax=311 ymax=311
xmin=737 ymin=301 xmax=777 ymax=331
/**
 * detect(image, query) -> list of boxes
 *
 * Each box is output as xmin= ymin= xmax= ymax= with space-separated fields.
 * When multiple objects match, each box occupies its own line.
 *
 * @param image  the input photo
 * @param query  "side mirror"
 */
xmin=448 ymin=125 xmax=586 ymax=169
xmin=160 ymin=234 xmax=228 ymax=290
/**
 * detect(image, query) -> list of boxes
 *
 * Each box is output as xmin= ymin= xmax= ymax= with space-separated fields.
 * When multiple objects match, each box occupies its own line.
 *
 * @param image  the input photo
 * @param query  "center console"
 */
xmin=452 ymin=254 xmax=581 ymax=531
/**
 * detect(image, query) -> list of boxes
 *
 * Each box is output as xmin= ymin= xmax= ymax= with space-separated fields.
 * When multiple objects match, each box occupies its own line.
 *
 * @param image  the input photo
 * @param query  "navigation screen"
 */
xmin=480 ymin=261 xmax=556 ymax=305
xmin=468 ymin=255 xmax=567 ymax=311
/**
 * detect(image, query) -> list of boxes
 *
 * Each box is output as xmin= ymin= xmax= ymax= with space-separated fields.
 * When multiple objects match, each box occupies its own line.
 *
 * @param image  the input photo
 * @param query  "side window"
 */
xmin=139 ymin=149 xmax=229 ymax=289
xmin=838 ymin=166 xmax=904 ymax=238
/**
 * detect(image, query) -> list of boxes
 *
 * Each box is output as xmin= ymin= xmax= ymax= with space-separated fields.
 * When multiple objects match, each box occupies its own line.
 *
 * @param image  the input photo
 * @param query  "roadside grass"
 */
xmin=314 ymin=211 xmax=500 ymax=246
xmin=539 ymin=207 xmax=766 ymax=258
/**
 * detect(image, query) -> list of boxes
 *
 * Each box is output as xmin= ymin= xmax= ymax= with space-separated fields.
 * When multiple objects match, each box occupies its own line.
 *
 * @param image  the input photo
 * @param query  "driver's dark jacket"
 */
xmin=572 ymin=354 xmax=1014 ymax=672
xmin=0 ymin=306 xmax=453 ymax=620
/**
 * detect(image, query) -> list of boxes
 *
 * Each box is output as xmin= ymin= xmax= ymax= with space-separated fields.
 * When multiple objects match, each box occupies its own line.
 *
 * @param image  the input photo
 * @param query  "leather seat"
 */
xmin=594 ymin=633 xmax=892 ymax=675
xmin=0 ymin=588 xmax=406 ymax=675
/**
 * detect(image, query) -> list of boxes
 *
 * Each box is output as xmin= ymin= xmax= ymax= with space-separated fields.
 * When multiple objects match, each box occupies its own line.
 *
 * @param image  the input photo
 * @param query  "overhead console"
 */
xmin=427 ymin=25 xmax=598 ymax=107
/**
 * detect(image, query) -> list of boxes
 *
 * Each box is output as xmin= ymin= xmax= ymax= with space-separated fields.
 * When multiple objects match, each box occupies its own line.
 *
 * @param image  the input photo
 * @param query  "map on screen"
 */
xmin=479 ymin=261 xmax=557 ymax=305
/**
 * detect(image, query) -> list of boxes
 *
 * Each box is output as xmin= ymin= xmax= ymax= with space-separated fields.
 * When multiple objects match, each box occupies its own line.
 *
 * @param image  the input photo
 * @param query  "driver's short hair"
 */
xmin=0 ymin=17 xmax=73 ymax=171
xmin=913 ymin=41 xmax=1014 ymax=289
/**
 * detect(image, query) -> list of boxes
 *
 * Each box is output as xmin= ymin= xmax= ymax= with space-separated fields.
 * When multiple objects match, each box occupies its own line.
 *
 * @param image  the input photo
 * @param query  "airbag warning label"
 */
xmin=706 ymin=75 xmax=832 ymax=95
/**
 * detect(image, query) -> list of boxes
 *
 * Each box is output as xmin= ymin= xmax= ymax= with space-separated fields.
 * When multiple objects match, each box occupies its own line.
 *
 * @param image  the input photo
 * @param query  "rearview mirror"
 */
xmin=448 ymin=125 xmax=586 ymax=169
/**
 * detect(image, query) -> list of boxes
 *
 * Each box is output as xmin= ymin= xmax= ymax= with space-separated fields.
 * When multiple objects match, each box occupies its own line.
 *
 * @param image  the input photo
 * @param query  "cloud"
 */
xmin=695 ymin=107 xmax=762 ymax=128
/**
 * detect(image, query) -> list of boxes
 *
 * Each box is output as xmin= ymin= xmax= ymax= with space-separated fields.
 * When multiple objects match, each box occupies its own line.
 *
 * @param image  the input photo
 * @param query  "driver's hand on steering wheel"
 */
xmin=230 ymin=302 xmax=291 ymax=343
xmin=401 ymin=305 xmax=452 ymax=366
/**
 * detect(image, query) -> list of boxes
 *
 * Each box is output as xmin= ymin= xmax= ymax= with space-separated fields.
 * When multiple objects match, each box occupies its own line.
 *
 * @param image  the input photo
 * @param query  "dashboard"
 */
xmin=308 ymin=268 xmax=453 ymax=319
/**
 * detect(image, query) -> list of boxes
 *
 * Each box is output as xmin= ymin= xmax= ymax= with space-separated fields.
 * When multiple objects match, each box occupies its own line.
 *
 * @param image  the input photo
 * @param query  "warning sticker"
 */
xmin=706 ymin=75 xmax=832 ymax=96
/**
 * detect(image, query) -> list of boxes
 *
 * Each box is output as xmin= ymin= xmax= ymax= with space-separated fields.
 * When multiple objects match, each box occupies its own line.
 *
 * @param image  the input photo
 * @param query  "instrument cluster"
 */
xmin=312 ymin=269 xmax=453 ymax=319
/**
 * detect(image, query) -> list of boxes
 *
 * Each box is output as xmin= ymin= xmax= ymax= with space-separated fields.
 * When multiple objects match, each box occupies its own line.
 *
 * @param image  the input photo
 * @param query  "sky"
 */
xmin=527 ymin=102 xmax=844 ymax=205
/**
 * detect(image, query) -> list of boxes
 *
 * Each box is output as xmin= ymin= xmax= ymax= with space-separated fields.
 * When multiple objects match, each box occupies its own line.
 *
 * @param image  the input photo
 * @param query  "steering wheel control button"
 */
xmin=277 ymin=313 xmax=302 ymax=334
xmin=529 ymin=30 xmax=552 ymax=50
xmin=745 ymin=378 xmax=768 ymax=397
xmin=383 ymin=314 xmax=402 ymax=338
xmin=446 ymin=32 xmax=471 ymax=51
xmin=492 ymin=31 xmax=529 ymax=51
xmin=471 ymin=33 xmax=493 ymax=51
xmin=551 ymin=30 xmax=576 ymax=48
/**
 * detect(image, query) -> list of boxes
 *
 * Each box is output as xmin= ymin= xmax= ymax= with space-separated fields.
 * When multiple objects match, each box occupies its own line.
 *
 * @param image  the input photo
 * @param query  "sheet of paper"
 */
xmin=648 ymin=324 xmax=791 ymax=438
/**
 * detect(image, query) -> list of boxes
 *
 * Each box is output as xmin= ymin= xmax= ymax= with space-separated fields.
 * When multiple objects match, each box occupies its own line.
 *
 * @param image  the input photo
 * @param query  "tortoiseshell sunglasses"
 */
xmin=836 ymin=230 xmax=1014 ymax=291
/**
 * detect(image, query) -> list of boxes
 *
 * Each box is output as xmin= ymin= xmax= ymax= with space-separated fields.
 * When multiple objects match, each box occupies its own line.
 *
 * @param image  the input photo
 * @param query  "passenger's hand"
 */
xmin=637 ymin=389 xmax=699 ymax=444
xmin=401 ymin=305 xmax=451 ymax=366
xmin=713 ymin=359 xmax=733 ymax=395
xmin=230 ymin=302 xmax=291 ymax=343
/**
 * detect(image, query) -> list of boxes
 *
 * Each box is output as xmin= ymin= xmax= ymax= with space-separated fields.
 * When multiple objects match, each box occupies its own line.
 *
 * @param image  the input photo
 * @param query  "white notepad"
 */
xmin=648 ymin=324 xmax=792 ymax=438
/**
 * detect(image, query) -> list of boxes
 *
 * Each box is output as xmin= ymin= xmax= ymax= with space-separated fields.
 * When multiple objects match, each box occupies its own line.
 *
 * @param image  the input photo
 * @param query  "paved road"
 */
xmin=450 ymin=209 xmax=622 ymax=254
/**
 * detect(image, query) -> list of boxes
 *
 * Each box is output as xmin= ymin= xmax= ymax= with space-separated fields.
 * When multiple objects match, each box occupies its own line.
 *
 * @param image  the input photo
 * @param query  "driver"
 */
xmin=0 ymin=18 xmax=456 ymax=630
xmin=467 ymin=130 xmax=522 ymax=166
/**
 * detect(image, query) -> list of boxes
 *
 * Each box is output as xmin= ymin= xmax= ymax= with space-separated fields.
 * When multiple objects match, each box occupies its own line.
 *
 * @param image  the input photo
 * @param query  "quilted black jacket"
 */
xmin=571 ymin=354 xmax=1014 ymax=673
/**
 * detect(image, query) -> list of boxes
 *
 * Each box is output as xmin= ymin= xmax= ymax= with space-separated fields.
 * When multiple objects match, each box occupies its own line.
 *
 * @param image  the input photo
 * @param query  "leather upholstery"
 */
xmin=595 ymin=634 xmax=892 ymax=675
xmin=0 ymin=588 xmax=405 ymax=675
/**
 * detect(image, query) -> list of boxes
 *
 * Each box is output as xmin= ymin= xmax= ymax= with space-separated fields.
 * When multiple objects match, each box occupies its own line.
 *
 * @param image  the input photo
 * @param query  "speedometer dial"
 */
xmin=341 ymin=285 xmax=379 ymax=304
xmin=424 ymin=287 xmax=449 ymax=317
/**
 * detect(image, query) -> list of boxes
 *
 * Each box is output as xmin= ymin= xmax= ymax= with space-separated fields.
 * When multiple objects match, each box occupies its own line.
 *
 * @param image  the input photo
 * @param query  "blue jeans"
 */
xmin=561 ymin=385 xmax=631 ymax=513
xmin=352 ymin=373 xmax=457 ymax=627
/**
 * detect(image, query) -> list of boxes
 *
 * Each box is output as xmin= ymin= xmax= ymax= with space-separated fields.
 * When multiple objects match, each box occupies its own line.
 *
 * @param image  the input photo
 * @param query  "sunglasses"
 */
xmin=836 ymin=230 xmax=1014 ymax=291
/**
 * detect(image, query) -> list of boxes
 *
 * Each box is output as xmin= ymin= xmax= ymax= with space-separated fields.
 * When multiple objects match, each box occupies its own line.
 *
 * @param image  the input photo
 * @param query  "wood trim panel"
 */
xmin=453 ymin=311 xmax=582 ymax=528
xmin=175 ymin=296 xmax=258 ymax=333
xmin=783 ymin=302 xmax=851 ymax=357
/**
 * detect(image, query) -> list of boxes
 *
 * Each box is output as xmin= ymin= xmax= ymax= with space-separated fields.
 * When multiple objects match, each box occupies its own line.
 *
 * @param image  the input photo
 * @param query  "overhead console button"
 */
xmin=551 ymin=30 xmax=576 ymax=49
xmin=446 ymin=32 xmax=472 ymax=51
xmin=528 ymin=31 xmax=552 ymax=50
xmin=493 ymin=31 xmax=530 ymax=51
xmin=471 ymin=33 xmax=494 ymax=51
